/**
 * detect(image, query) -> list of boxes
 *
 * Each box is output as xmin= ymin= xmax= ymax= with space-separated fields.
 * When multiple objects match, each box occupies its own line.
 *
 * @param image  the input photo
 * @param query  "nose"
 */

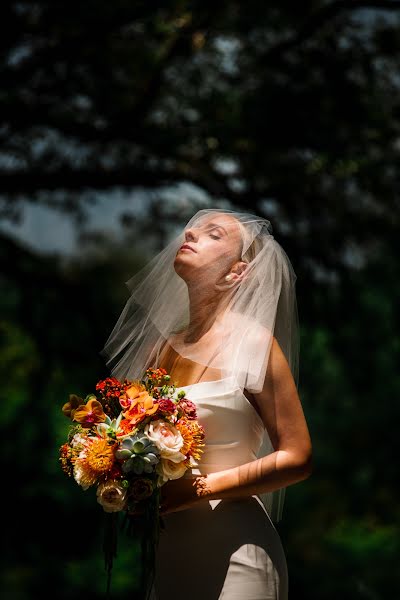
xmin=184 ymin=227 xmax=198 ymax=242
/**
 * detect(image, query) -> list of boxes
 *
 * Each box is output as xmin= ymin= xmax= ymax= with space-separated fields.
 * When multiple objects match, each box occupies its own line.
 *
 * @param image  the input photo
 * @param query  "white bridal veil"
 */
xmin=100 ymin=208 xmax=299 ymax=522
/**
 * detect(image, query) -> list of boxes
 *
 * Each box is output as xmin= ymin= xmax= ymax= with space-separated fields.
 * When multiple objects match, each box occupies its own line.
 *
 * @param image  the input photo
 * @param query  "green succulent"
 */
xmin=96 ymin=414 xmax=123 ymax=439
xmin=115 ymin=433 xmax=160 ymax=475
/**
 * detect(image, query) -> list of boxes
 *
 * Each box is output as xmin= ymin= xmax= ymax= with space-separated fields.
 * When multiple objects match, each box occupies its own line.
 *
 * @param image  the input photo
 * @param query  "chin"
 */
xmin=173 ymin=258 xmax=190 ymax=279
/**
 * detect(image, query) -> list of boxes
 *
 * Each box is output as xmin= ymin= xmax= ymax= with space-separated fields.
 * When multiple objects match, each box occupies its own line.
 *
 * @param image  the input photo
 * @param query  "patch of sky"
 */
xmin=213 ymin=36 xmax=242 ymax=76
xmin=0 ymin=182 xmax=229 ymax=256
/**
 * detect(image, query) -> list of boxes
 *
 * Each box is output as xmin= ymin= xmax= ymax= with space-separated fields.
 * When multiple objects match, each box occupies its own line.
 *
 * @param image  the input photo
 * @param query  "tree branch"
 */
xmin=0 ymin=163 xmax=262 ymax=209
xmin=263 ymin=0 xmax=400 ymax=61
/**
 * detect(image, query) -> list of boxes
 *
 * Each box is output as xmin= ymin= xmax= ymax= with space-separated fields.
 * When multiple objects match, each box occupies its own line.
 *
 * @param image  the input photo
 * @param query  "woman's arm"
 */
xmin=160 ymin=336 xmax=313 ymax=514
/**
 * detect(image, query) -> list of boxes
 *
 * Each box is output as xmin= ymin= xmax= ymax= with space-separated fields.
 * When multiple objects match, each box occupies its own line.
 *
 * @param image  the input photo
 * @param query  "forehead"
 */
xmin=192 ymin=213 xmax=241 ymax=236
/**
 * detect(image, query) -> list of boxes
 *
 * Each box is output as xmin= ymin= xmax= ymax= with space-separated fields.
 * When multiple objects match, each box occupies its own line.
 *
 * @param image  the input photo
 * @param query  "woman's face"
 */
xmin=174 ymin=213 xmax=243 ymax=283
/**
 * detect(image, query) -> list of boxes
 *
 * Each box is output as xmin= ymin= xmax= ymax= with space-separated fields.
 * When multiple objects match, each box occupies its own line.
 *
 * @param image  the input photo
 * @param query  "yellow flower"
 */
xmin=86 ymin=438 xmax=116 ymax=474
xmin=73 ymin=437 xmax=116 ymax=489
xmin=176 ymin=418 xmax=205 ymax=461
xmin=59 ymin=443 xmax=74 ymax=476
xmin=62 ymin=394 xmax=84 ymax=420
xmin=72 ymin=398 xmax=106 ymax=428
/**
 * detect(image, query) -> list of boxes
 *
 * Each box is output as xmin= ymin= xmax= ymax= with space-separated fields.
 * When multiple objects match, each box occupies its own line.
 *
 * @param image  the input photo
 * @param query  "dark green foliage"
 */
xmin=1 ymin=1 xmax=399 ymax=598
xmin=1 ymin=222 xmax=398 ymax=599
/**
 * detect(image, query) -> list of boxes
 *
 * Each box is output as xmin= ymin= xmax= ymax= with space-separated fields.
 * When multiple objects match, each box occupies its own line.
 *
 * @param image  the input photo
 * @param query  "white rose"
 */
xmin=144 ymin=419 xmax=185 ymax=462
xmin=156 ymin=458 xmax=187 ymax=483
xmin=73 ymin=461 xmax=90 ymax=490
xmin=71 ymin=433 xmax=88 ymax=449
xmin=96 ymin=479 xmax=127 ymax=512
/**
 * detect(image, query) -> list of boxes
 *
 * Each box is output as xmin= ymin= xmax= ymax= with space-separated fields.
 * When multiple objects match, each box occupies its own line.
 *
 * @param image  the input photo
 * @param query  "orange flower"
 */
xmin=72 ymin=398 xmax=106 ymax=428
xmin=85 ymin=438 xmax=116 ymax=475
xmin=62 ymin=394 xmax=84 ymax=420
xmin=59 ymin=443 xmax=74 ymax=476
xmin=176 ymin=417 xmax=205 ymax=461
xmin=122 ymin=390 xmax=159 ymax=426
xmin=119 ymin=381 xmax=147 ymax=409
xmin=119 ymin=418 xmax=136 ymax=436
xmin=74 ymin=437 xmax=116 ymax=488
xmin=145 ymin=367 xmax=167 ymax=380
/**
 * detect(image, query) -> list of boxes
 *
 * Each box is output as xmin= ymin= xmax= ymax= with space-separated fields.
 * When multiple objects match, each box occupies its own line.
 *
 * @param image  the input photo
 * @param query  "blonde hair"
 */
xmin=236 ymin=220 xmax=264 ymax=264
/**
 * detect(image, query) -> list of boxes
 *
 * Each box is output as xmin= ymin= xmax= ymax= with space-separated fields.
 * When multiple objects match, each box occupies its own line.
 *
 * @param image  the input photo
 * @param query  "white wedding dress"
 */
xmin=150 ymin=376 xmax=288 ymax=600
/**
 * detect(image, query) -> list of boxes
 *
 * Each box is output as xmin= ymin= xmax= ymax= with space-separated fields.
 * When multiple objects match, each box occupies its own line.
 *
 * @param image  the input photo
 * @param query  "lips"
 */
xmin=179 ymin=244 xmax=196 ymax=253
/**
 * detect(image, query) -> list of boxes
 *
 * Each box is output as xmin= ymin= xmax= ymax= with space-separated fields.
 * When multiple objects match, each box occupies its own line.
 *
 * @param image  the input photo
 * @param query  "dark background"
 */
xmin=1 ymin=1 xmax=399 ymax=598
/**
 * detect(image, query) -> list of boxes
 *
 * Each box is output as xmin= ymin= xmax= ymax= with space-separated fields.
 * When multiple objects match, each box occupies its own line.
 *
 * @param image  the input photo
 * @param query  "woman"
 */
xmin=100 ymin=208 xmax=312 ymax=599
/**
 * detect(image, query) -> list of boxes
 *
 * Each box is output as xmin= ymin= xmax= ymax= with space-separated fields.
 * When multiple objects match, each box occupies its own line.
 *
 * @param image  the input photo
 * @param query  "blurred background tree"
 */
xmin=1 ymin=1 xmax=399 ymax=598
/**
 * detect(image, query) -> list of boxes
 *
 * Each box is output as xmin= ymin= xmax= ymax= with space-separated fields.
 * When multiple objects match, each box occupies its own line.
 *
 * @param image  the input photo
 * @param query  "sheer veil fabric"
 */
xmin=100 ymin=208 xmax=299 ymax=522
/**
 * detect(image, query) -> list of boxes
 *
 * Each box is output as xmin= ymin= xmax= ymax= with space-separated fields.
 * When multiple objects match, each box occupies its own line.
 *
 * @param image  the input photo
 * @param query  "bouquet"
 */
xmin=59 ymin=367 xmax=205 ymax=598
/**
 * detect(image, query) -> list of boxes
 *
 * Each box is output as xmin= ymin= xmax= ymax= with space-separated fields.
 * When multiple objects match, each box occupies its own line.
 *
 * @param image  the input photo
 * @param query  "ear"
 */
xmin=229 ymin=261 xmax=249 ymax=283
xmin=215 ymin=261 xmax=249 ymax=292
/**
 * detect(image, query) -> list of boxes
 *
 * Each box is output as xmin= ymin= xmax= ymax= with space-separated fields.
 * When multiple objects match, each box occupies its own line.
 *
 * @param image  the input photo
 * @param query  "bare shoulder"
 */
xmin=265 ymin=335 xmax=291 ymax=377
xmin=252 ymin=333 xmax=294 ymax=398
xmin=249 ymin=333 xmax=312 ymax=461
xmin=225 ymin=312 xmax=273 ymax=341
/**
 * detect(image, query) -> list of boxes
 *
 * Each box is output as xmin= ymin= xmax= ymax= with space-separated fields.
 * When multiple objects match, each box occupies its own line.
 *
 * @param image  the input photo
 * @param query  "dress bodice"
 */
xmin=174 ymin=375 xmax=284 ymax=519
xmin=175 ymin=376 xmax=268 ymax=476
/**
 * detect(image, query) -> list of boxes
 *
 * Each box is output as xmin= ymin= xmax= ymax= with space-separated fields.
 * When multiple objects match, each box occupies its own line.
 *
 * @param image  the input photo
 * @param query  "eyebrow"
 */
xmin=204 ymin=222 xmax=228 ymax=236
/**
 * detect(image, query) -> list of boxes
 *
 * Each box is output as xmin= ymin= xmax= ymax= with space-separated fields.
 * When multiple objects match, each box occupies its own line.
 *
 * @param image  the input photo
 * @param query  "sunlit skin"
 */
xmin=173 ymin=213 xmax=248 ymax=342
xmin=147 ymin=212 xmax=313 ymax=516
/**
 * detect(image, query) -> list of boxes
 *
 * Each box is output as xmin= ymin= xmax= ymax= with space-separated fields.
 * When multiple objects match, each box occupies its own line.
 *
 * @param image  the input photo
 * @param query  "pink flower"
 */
xmin=178 ymin=398 xmax=197 ymax=419
xmin=157 ymin=398 xmax=176 ymax=414
xmin=144 ymin=420 xmax=185 ymax=461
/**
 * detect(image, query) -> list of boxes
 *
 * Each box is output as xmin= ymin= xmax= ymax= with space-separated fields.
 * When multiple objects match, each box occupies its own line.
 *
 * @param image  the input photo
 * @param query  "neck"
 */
xmin=184 ymin=284 xmax=227 ymax=342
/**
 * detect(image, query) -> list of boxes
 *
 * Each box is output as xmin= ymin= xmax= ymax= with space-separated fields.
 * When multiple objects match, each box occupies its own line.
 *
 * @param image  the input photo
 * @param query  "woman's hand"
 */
xmin=159 ymin=475 xmax=212 ymax=516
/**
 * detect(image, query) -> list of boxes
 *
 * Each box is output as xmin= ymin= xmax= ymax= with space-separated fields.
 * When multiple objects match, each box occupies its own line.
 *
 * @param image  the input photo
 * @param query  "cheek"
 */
xmin=203 ymin=239 xmax=234 ymax=263
xmin=211 ymin=245 xmax=236 ymax=272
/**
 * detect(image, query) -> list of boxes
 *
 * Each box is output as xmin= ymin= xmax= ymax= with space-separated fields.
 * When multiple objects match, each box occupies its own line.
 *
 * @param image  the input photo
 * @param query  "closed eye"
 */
xmin=209 ymin=226 xmax=224 ymax=239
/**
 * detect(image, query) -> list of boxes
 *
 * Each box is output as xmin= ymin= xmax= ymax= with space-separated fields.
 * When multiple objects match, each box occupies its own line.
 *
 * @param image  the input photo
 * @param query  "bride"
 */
xmin=100 ymin=208 xmax=313 ymax=599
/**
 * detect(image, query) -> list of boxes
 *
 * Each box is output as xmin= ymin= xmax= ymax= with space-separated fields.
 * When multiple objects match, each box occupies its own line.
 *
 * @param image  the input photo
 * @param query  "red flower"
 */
xmin=145 ymin=367 xmax=168 ymax=381
xmin=156 ymin=398 xmax=176 ymax=414
xmin=109 ymin=463 xmax=123 ymax=479
xmin=177 ymin=398 xmax=198 ymax=419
